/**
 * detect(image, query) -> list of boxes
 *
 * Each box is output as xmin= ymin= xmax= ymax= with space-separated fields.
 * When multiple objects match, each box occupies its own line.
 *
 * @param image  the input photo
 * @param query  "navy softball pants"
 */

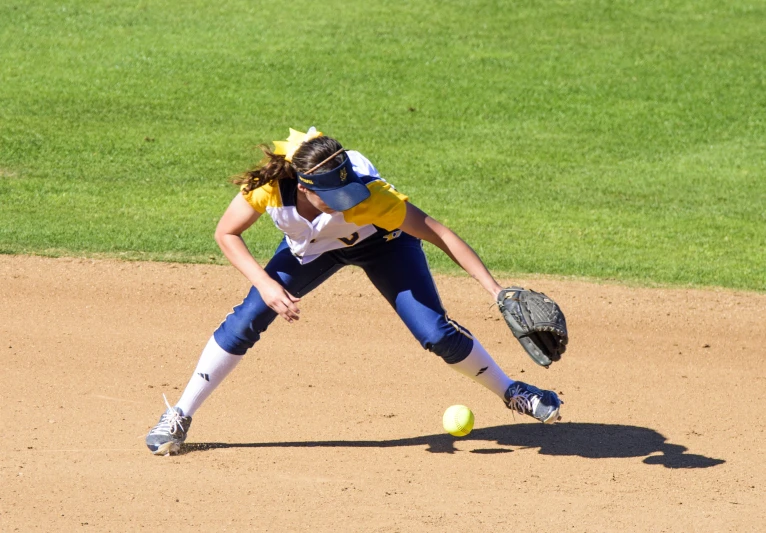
xmin=213 ymin=230 xmax=473 ymax=363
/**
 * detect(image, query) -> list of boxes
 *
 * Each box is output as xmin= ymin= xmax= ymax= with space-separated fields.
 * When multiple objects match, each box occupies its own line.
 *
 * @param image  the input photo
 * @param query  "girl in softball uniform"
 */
xmin=146 ymin=128 xmax=561 ymax=455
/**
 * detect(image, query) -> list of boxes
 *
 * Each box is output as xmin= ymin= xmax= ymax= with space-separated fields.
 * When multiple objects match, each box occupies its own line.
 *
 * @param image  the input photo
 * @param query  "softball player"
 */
xmin=146 ymin=128 xmax=561 ymax=455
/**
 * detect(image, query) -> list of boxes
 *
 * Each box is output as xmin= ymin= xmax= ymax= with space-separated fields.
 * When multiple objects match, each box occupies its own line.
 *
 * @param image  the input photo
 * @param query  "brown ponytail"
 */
xmin=231 ymin=145 xmax=296 ymax=193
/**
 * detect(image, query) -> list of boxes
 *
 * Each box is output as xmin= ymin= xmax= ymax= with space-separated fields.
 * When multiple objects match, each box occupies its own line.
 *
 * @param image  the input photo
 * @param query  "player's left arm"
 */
xmin=399 ymin=202 xmax=503 ymax=299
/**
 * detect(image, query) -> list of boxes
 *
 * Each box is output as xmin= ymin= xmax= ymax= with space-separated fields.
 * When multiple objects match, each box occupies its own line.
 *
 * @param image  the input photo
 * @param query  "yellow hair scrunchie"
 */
xmin=272 ymin=127 xmax=323 ymax=162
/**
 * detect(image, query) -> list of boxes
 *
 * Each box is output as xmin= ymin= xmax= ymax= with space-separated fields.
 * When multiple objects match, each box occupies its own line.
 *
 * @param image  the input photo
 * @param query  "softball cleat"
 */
xmin=145 ymin=395 xmax=192 ymax=455
xmin=504 ymin=382 xmax=562 ymax=424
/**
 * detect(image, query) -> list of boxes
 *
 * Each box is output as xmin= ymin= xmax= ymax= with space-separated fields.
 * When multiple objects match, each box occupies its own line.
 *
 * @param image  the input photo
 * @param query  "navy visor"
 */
xmin=296 ymin=154 xmax=371 ymax=211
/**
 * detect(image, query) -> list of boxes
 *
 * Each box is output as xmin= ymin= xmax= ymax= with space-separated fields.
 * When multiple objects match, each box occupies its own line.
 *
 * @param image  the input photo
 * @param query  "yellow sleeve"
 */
xmin=343 ymin=181 xmax=409 ymax=231
xmin=241 ymin=181 xmax=282 ymax=214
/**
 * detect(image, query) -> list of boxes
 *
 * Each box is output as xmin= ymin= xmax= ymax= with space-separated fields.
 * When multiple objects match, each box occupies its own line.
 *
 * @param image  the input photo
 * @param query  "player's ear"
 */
xmin=296 ymin=183 xmax=307 ymax=193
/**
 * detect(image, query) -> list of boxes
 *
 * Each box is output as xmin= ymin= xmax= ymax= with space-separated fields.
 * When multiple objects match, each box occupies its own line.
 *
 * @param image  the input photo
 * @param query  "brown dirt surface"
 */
xmin=2 ymin=255 xmax=765 ymax=532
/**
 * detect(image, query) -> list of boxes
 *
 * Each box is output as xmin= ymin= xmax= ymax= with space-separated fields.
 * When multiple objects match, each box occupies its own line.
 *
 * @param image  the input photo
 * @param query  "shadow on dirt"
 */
xmin=184 ymin=422 xmax=724 ymax=468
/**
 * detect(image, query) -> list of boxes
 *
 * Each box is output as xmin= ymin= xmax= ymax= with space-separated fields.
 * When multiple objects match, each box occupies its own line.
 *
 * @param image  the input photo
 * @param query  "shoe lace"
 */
xmin=507 ymin=386 xmax=540 ymax=416
xmin=148 ymin=394 xmax=185 ymax=436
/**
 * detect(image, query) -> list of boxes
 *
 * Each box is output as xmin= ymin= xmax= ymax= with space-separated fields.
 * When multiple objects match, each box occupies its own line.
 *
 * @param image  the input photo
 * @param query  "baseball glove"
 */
xmin=497 ymin=287 xmax=568 ymax=368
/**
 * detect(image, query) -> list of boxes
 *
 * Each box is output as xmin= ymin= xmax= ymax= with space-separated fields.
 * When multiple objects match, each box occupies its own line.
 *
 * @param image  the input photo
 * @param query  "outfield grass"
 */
xmin=1 ymin=0 xmax=764 ymax=290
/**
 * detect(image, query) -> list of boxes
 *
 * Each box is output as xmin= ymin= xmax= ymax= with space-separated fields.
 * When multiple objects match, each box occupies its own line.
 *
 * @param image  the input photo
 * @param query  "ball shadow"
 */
xmin=184 ymin=422 xmax=724 ymax=469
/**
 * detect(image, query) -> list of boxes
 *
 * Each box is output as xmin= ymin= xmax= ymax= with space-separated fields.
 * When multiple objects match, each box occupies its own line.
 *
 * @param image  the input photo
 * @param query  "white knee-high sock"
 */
xmin=175 ymin=336 xmax=242 ymax=417
xmin=448 ymin=338 xmax=514 ymax=400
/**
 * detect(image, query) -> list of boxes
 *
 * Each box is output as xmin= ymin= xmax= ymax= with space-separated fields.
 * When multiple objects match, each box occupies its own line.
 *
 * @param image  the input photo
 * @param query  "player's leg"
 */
xmin=147 ymin=238 xmax=342 ymax=455
xmin=356 ymin=233 xmax=560 ymax=423
xmin=356 ymin=234 xmax=509 ymax=396
xmin=178 ymin=239 xmax=340 ymax=412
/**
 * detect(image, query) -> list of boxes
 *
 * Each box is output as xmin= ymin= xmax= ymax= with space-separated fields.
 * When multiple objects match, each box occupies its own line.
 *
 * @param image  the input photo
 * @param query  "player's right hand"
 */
xmin=258 ymin=279 xmax=301 ymax=323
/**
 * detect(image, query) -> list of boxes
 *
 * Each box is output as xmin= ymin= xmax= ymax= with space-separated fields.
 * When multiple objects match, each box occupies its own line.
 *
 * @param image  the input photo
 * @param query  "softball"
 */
xmin=442 ymin=405 xmax=474 ymax=437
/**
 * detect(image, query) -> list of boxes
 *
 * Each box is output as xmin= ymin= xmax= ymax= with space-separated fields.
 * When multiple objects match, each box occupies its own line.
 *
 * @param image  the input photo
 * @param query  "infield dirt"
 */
xmin=2 ymin=255 xmax=764 ymax=532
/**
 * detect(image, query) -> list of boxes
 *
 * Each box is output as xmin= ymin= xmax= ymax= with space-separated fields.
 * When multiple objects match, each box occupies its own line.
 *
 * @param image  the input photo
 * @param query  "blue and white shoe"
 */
xmin=504 ymin=382 xmax=561 ymax=424
xmin=145 ymin=395 xmax=192 ymax=455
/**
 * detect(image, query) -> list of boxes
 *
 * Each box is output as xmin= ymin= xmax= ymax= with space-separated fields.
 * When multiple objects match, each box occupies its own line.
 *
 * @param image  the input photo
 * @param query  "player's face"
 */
xmin=299 ymin=186 xmax=336 ymax=214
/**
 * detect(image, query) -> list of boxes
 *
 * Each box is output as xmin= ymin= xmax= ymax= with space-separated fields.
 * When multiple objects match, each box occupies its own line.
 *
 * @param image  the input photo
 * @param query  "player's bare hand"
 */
xmin=258 ymin=279 xmax=301 ymax=322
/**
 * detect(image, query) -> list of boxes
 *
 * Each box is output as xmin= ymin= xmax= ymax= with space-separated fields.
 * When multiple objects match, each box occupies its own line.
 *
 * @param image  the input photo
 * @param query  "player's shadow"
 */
xmin=184 ymin=422 xmax=724 ymax=469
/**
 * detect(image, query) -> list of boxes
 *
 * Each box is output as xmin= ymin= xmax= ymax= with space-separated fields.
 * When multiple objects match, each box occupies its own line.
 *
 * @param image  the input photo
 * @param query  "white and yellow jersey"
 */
xmin=242 ymin=151 xmax=409 ymax=264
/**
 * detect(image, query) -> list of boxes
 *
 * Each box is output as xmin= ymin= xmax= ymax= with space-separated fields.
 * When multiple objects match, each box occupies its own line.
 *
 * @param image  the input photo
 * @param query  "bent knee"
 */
xmin=424 ymin=319 xmax=473 ymax=364
xmin=213 ymin=302 xmax=277 ymax=356
xmin=213 ymin=323 xmax=262 ymax=356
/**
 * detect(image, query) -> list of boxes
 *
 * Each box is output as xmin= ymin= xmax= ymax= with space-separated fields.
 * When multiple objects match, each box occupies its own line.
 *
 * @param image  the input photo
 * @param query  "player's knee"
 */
xmin=213 ymin=300 xmax=277 ymax=356
xmin=424 ymin=321 xmax=473 ymax=364
xmin=213 ymin=321 xmax=262 ymax=356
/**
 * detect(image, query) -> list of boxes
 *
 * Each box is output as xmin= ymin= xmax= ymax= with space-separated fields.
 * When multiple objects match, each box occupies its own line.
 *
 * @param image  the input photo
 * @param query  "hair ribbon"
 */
xmin=272 ymin=127 xmax=323 ymax=162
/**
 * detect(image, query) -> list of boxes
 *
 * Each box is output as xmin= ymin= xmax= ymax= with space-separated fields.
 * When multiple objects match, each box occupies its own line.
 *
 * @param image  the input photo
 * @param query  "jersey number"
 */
xmin=337 ymin=232 xmax=360 ymax=246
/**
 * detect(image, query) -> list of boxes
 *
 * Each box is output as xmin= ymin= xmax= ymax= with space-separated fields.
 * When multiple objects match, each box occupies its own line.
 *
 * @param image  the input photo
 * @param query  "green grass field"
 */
xmin=1 ymin=0 xmax=764 ymax=290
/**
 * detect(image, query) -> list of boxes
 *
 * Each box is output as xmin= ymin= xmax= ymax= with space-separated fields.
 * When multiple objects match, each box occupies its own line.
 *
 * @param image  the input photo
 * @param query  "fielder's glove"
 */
xmin=497 ymin=287 xmax=568 ymax=368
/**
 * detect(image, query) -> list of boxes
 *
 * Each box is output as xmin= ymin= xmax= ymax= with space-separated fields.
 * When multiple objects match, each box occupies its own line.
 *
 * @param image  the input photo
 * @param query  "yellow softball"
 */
xmin=442 ymin=405 xmax=474 ymax=437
